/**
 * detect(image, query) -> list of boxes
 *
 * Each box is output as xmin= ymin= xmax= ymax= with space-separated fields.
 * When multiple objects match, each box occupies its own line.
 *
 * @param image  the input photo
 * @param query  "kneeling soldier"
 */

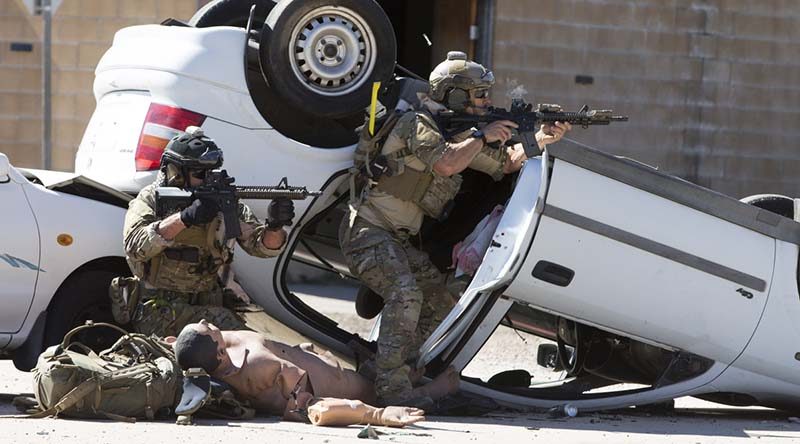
xmin=115 ymin=127 xmax=294 ymax=337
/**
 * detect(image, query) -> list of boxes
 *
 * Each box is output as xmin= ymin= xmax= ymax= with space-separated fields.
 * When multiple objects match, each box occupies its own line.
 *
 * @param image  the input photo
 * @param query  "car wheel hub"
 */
xmin=290 ymin=6 xmax=377 ymax=96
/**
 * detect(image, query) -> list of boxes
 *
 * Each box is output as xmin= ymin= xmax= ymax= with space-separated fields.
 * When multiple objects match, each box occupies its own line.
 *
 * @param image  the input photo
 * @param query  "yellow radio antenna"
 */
xmin=369 ymin=81 xmax=381 ymax=136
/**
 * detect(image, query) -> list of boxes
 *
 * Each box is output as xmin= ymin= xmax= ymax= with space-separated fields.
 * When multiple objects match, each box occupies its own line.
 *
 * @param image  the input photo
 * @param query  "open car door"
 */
xmin=417 ymin=155 xmax=548 ymax=370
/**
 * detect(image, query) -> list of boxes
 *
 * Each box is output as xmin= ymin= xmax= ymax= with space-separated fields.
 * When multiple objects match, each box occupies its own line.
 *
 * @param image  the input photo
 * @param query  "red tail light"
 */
xmin=134 ymin=103 xmax=206 ymax=171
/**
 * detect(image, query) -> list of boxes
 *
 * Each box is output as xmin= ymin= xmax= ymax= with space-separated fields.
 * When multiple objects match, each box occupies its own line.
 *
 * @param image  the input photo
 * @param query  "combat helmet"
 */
xmin=429 ymin=51 xmax=495 ymax=112
xmin=160 ymin=126 xmax=223 ymax=187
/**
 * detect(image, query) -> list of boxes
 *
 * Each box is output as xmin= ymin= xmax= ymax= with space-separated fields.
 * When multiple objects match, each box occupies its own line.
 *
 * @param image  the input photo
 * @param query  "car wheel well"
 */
xmin=259 ymin=0 xmax=397 ymax=118
xmin=48 ymin=256 xmax=131 ymax=303
xmin=12 ymin=257 xmax=131 ymax=371
xmin=740 ymin=194 xmax=795 ymax=219
xmin=189 ymin=0 xmax=394 ymax=146
xmin=244 ymin=38 xmax=362 ymax=148
xmin=43 ymin=256 xmax=131 ymax=347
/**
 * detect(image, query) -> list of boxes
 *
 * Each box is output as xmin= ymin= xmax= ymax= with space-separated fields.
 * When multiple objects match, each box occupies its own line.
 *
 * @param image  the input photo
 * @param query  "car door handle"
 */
xmin=532 ymin=261 xmax=575 ymax=287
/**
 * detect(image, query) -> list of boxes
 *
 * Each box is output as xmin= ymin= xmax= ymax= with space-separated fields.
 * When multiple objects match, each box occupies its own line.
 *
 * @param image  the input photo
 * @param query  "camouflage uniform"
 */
xmin=123 ymin=176 xmax=282 ymax=337
xmin=340 ymin=104 xmax=508 ymax=405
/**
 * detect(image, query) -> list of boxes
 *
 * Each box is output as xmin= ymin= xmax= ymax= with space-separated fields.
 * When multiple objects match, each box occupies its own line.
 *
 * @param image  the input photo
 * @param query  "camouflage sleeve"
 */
xmin=468 ymin=144 xmax=509 ymax=181
xmin=123 ymin=184 xmax=173 ymax=262
xmin=236 ymin=201 xmax=283 ymax=258
xmin=406 ymin=112 xmax=447 ymax=168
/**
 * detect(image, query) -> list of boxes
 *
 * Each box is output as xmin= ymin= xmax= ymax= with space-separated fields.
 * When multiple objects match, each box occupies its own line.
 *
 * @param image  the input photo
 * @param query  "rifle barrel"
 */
xmin=234 ymin=185 xmax=322 ymax=200
xmin=446 ymin=111 xmax=628 ymax=125
xmin=536 ymin=112 xmax=629 ymax=124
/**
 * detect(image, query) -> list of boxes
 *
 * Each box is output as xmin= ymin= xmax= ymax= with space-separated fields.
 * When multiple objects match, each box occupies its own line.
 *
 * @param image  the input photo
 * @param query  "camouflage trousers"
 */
xmin=132 ymin=288 xmax=248 ymax=338
xmin=340 ymin=216 xmax=454 ymax=404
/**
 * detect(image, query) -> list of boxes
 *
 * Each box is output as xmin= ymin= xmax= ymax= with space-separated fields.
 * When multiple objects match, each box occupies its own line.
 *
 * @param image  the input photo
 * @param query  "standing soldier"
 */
xmin=340 ymin=51 xmax=571 ymax=406
xmin=115 ymin=127 xmax=295 ymax=337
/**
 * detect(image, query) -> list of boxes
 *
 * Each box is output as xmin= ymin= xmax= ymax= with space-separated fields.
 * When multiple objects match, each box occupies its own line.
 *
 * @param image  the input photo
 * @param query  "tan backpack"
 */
xmin=354 ymin=110 xmax=405 ymax=173
xmin=31 ymin=322 xmax=180 ymax=421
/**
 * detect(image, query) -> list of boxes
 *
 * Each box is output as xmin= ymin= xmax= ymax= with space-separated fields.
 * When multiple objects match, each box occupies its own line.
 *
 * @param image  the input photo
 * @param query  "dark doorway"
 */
xmin=376 ymin=0 xmax=433 ymax=77
xmin=376 ymin=0 xmax=474 ymax=78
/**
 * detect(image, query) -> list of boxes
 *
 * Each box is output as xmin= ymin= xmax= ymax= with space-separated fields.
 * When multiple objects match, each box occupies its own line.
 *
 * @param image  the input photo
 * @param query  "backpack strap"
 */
xmin=27 ymin=377 xmax=100 ymax=419
xmin=382 ymin=146 xmax=415 ymax=162
xmin=60 ymin=322 xmax=129 ymax=351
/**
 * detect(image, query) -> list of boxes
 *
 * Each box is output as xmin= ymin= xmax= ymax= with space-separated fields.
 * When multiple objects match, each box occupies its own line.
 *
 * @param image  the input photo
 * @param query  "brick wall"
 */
xmin=3 ymin=0 xmax=798 ymax=198
xmin=0 ymin=0 xmax=201 ymax=170
xmin=493 ymin=0 xmax=800 ymax=198
xmin=1 ymin=1 xmax=41 ymax=167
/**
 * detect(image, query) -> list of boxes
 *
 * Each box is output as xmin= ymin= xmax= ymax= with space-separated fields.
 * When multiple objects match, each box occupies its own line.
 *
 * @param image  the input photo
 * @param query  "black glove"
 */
xmin=180 ymin=198 xmax=219 ymax=227
xmin=267 ymin=198 xmax=295 ymax=229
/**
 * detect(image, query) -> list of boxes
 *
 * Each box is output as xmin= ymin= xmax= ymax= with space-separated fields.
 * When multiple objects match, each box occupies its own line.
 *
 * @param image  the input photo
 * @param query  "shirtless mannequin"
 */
xmin=172 ymin=320 xmax=459 ymax=427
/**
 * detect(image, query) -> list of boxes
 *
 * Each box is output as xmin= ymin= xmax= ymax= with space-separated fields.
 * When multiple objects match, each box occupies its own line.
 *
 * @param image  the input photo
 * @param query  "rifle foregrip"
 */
xmin=538 ymin=111 xmax=628 ymax=126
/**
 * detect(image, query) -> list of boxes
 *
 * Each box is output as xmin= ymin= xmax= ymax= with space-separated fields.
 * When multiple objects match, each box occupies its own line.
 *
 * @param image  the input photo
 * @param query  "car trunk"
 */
xmin=74 ymin=25 xmax=263 ymax=193
xmin=74 ymin=91 xmax=153 ymax=193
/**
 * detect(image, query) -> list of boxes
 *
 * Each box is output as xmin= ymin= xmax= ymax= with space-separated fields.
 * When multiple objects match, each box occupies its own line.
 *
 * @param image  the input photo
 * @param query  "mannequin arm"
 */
xmin=306 ymin=398 xmax=425 ymax=428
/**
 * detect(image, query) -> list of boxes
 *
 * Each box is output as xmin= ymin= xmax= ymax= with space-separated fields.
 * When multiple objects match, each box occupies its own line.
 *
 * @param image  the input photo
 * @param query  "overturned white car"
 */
xmin=66 ymin=0 xmax=800 ymax=412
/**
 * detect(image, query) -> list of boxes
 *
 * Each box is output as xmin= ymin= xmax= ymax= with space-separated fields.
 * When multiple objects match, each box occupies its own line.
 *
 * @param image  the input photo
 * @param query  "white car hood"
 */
xmin=20 ymin=168 xmax=132 ymax=204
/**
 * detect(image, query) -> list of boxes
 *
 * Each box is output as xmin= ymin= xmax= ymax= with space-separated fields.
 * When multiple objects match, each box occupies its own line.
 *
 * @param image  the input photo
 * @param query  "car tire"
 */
xmin=189 ymin=0 xmax=277 ymax=28
xmin=43 ymin=270 xmax=124 ymax=352
xmin=740 ymin=194 xmax=795 ymax=219
xmin=260 ymin=0 xmax=396 ymax=118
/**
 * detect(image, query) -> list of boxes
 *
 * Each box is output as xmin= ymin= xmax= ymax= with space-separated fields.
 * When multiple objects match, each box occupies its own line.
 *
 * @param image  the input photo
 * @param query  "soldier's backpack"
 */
xmin=31 ymin=322 xmax=180 ymax=421
xmin=350 ymin=77 xmax=431 ymax=198
xmin=352 ymin=109 xmax=405 ymax=186
xmin=29 ymin=322 xmax=256 ymax=424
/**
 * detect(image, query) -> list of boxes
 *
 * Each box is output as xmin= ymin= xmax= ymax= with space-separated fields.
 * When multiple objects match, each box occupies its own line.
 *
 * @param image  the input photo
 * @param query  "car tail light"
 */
xmin=134 ymin=103 xmax=206 ymax=171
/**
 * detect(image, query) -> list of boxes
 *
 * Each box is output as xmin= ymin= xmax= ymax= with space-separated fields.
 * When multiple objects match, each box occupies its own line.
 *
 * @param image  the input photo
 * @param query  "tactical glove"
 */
xmin=267 ymin=197 xmax=295 ymax=228
xmin=180 ymin=197 xmax=219 ymax=227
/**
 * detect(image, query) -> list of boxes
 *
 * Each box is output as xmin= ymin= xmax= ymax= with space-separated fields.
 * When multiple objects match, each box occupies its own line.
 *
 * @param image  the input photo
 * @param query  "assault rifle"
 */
xmin=437 ymin=98 xmax=628 ymax=157
xmin=155 ymin=169 xmax=321 ymax=240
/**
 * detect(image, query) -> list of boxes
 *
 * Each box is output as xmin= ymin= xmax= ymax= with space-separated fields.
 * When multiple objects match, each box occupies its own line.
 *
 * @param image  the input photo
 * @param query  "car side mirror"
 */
xmin=0 ymin=153 xmax=10 ymax=183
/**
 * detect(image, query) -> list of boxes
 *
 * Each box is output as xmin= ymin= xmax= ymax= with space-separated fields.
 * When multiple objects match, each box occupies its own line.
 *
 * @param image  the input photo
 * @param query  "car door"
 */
xmin=0 ymin=158 xmax=41 ymax=333
xmin=505 ymin=143 xmax=775 ymax=366
xmin=417 ymin=158 xmax=548 ymax=367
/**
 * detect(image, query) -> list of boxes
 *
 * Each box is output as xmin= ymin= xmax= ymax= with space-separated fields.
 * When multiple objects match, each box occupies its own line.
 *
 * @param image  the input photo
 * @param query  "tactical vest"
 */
xmin=353 ymin=110 xmax=462 ymax=221
xmin=145 ymin=217 xmax=231 ymax=293
xmin=379 ymin=111 xmax=462 ymax=221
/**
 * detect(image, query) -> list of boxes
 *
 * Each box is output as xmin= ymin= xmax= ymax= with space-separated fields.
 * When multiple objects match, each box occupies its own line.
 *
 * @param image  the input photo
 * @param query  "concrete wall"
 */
xmin=492 ymin=0 xmax=800 ymax=198
xmin=0 ymin=0 xmax=200 ymax=170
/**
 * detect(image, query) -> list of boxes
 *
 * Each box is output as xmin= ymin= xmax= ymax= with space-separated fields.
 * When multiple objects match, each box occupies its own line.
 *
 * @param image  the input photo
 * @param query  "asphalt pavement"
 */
xmin=1 ymin=290 xmax=799 ymax=443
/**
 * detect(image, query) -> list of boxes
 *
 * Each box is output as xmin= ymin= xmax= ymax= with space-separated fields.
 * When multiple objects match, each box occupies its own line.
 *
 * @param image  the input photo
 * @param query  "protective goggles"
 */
xmin=472 ymin=88 xmax=490 ymax=99
xmin=189 ymin=169 xmax=208 ymax=180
